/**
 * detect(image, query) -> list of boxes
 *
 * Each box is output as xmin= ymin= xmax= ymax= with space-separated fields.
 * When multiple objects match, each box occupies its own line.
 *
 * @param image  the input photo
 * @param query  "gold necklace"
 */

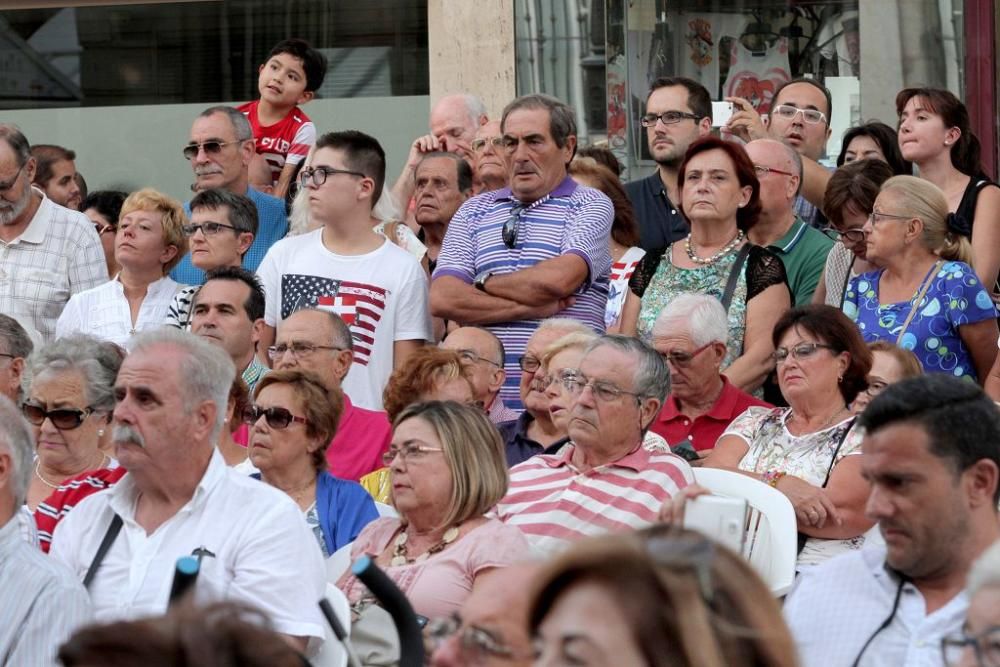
xmin=390 ymin=525 xmax=460 ymax=567
xmin=790 ymin=406 xmax=848 ymax=434
xmin=34 ymin=453 xmax=109 ymax=489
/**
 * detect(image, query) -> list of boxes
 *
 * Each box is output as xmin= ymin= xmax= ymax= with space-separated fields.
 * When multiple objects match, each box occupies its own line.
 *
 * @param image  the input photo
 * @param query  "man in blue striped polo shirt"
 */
xmin=431 ymin=94 xmax=613 ymax=410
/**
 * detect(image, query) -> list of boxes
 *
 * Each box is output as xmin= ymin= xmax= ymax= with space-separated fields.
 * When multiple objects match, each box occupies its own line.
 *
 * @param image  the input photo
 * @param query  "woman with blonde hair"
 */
xmin=530 ymin=525 xmax=799 ymax=667
xmin=844 ymin=175 xmax=998 ymax=382
xmin=56 ymin=187 xmax=188 ymax=345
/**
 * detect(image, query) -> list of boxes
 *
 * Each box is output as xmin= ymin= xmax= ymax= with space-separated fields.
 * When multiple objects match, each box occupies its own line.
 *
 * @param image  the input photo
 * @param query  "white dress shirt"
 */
xmin=784 ymin=544 xmax=967 ymax=667
xmin=56 ymin=274 xmax=184 ymax=346
xmin=50 ymin=450 xmax=327 ymax=642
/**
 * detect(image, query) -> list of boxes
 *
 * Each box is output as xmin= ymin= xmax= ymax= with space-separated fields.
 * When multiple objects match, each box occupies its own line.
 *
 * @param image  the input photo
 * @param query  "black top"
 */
xmin=497 ymin=412 xmax=569 ymax=467
xmin=624 ymin=172 xmax=690 ymax=253
xmin=956 ymin=174 xmax=1000 ymax=289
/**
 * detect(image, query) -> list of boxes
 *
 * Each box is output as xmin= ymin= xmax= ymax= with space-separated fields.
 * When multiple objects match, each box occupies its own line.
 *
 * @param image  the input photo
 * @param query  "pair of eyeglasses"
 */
xmin=753 ymin=164 xmax=796 ymax=178
xmin=772 ymin=342 xmax=836 ymax=364
xmin=502 ymin=205 xmax=526 ymax=249
xmin=266 ymin=342 xmax=345 ymax=361
xmin=425 ymin=613 xmax=532 ymax=662
xmin=298 ymin=166 xmax=366 ymax=188
xmin=518 ymin=354 xmax=541 ymax=373
xmin=471 ymin=136 xmax=503 ymax=152
xmin=22 ymin=403 xmax=96 ymax=430
xmin=864 ymin=379 xmax=889 ymax=396
xmin=561 ymin=374 xmax=642 ymax=402
xmin=381 ymin=442 xmax=444 ymax=466
xmin=640 ymin=111 xmax=701 ymax=127
xmin=242 ymin=405 xmax=308 ymax=429
xmin=868 ymin=210 xmax=913 ymax=226
xmin=94 ymin=222 xmax=116 ymax=236
xmin=182 ymin=140 xmax=243 ymax=160
xmin=820 ymin=226 xmax=866 ymax=245
xmin=181 ymin=221 xmax=238 ymax=237
xmin=455 ymin=349 xmax=502 ymax=368
xmin=771 ymin=104 xmax=828 ymax=125
xmin=660 ymin=341 xmax=715 ymax=367
xmin=0 ymin=162 xmax=28 ymax=192
xmin=941 ymin=627 xmax=1000 ymax=667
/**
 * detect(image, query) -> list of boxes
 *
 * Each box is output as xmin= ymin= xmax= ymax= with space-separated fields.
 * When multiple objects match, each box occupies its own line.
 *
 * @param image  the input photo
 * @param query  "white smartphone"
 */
xmin=712 ymin=101 xmax=734 ymax=127
xmin=683 ymin=494 xmax=749 ymax=553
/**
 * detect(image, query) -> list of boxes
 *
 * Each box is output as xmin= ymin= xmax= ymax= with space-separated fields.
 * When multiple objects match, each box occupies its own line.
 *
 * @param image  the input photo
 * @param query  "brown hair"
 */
xmin=529 ymin=526 xmax=798 ymax=667
xmin=771 ymin=304 xmax=872 ymax=404
xmin=678 ymin=136 xmax=761 ymax=231
xmin=227 ymin=377 xmax=249 ymax=435
xmin=253 ymin=368 xmax=343 ymax=472
xmin=119 ymin=188 xmax=189 ymax=273
xmin=569 ymin=157 xmax=640 ymax=247
xmin=896 ymin=87 xmax=982 ymax=176
xmin=823 ymin=159 xmax=895 ymax=228
xmin=868 ymin=341 xmax=924 ymax=380
xmin=382 ymin=347 xmax=473 ymax=423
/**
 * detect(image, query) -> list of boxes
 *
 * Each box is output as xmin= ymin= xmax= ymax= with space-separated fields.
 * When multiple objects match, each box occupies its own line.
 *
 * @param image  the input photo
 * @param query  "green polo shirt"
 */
xmin=768 ymin=217 xmax=834 ymax=306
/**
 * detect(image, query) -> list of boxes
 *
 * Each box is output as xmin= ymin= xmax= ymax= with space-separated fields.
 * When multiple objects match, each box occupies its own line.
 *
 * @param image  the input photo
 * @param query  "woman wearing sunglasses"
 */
xmin=245 ymin=369 xmax=378 ymax=556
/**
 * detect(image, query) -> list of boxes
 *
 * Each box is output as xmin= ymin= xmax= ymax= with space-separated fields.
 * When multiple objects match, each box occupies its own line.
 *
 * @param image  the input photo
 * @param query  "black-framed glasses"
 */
xmin=771 ymin=104 xmax=828 ymax=125
xmin=298 ymin=166 xmax=366 ymax=188
xmin=455 ymin=349 xmax=502 ymax=368
xmin=22 ymin=403 xmax=96 ymax=430
xmin=181 ymin=221 xmax=238 ymax=237
xmin=561 ymin=373 xmax=642 ymax=403
xmin=0 ymin=162 xmax=27 ymax=192
xmin=471 ymin=136 xmax=503 ymax=152
xmin=425 ymin=613 xmax=533 ymax=662
xmin=772 ymin=342 xmax=837 ymax=364
xmin=182 ymin=140 xmax=243 ymax=160
xmin=242 ymin=405 xmax=308 ymax=429
xmin=518 ymin=354 xmax=541 ymax=373
xmin=267 ymin=342 xmax=345 ymax=361
xmin=868 ymin=210 xmax=913 ymax=226
xmin=660 ymin=341 xmax=715 ymax=367
xmin=820 ymin=226 xmax=866 ymax=245
xmin=640 ymin=111 xmax=701 ymax=127
xmin=941 ymin=626 xmax=1000 ymax=667
xmin=753 ymin=164 xmax=796 ymax=178
xmin=502 ymin=205 xmax=526 ymax=249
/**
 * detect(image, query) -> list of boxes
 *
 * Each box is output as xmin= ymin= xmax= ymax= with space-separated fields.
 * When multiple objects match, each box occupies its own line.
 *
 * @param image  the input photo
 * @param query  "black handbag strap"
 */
xmin=820 ymin=417 xmax=857 ymax=488
xmin=721 ymin=244 xmax=752 ymax=313
xmin=83 ymin=513 xmax=122 ymax=590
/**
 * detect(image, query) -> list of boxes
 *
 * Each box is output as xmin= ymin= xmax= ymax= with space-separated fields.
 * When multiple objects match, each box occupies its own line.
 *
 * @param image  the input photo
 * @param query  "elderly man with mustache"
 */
xmin=170 ymin=106 xmax=288 ymax=286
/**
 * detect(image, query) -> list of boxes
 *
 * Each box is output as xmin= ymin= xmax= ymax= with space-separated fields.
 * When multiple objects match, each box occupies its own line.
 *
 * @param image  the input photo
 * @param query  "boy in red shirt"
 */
xmin=239 ymin=38 xmax=328 ymax=200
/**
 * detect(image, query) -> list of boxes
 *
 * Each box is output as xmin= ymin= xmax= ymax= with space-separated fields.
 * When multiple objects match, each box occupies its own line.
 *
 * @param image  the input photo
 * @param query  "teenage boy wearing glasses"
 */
xmin=257 ymin=130 xmax=431 ymax=412
xmin=726 ymin=77 xmax=834 ymax=227
xmin=431 ymin=94 xmax=613 ymax=411
xmin=171 ymin=106 xmax=288 ymax=286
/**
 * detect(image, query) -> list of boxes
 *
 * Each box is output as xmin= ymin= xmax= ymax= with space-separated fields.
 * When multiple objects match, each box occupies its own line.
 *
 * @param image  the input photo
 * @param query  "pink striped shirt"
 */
xmin=493 ymin=441 xmax=694 ymax=555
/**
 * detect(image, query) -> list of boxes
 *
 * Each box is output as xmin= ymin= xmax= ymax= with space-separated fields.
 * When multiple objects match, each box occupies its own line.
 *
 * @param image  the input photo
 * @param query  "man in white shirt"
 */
xmin=50 ymin=328 xmax=326 ymax=654
xmin=784 ymin=375 xmax=1000 ymax=667
xmin=258 ymin=130 xmax=431 ymax=410
xmin=0 ymin=125 xmax=105 ymax=341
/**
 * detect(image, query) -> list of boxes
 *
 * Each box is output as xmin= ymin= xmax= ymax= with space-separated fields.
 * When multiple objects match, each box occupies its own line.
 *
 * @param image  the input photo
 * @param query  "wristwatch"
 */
xmin=474 ymin=270 xmax=494 ymax=292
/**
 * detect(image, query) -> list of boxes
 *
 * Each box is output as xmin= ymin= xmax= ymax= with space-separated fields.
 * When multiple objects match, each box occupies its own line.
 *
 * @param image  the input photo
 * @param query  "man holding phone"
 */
xmin=625 ymin=77 xmax=712 ymax=252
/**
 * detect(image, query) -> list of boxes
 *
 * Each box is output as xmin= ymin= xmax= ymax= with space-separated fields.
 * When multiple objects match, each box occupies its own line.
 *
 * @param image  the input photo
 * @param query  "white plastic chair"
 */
xmin=691 ymin=468 xmax=798 ymax=597
xmin=311 ymin=583 xmax=352 ymax=667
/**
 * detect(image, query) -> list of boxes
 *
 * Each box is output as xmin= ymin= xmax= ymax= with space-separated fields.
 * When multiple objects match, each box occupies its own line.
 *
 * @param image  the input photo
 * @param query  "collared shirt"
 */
xmin=785 ymin=545 xmax=968 ymax=667
xmin=327 ymin=395 xmax=392 ymax=482
xmin=433 ymin=176 xmax=613 ymax=409
xmin=171 ymin=188 xmax=289 ymax=286
xmin=766 ymin=217 xmax=834 ymax=306
xmin=496 ymin=411 xmax=568 ymax=467
xmin=494 ymin=442 xmax=694 ymax=556
xmin=0 ymin=514 xmax=92 ymax=666
xmin=624 ymin=171 xmax=689 ymax=252
xmin=487 ymin=395 xmax=520 ymax=425
xmin=651 ymin=377 xmax=772 ymax=451
xmin=55 ymin=274 xmax=184 ymax=346
xmin=241 ymin=355 xmax=268 ymax=395
xmin=50 ymin=450 xmax=326 ymax=641
xmin=0 ymin=189 xmax=106 ymax=341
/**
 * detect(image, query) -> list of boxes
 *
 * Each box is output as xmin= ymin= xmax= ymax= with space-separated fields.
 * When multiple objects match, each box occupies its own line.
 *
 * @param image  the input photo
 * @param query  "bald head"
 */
xmin=430 ymin=94 xmax=489 ymax=161
xmin=442 ymin=327 xmax=506 ymax=406
xmin=745 ymin=139 xmax=802 ymax=219
xmin=275 ymin=309 xmax=355 ymax=391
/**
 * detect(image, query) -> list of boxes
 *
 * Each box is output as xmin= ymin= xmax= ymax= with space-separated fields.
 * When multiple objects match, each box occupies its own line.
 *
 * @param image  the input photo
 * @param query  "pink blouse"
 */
xmin=338 ymin=517 xmax=530 ymax=619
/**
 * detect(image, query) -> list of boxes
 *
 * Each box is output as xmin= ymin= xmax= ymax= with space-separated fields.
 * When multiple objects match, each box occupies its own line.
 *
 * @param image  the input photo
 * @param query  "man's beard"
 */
xmin=0 ymin=184 xmax=31 ymax=226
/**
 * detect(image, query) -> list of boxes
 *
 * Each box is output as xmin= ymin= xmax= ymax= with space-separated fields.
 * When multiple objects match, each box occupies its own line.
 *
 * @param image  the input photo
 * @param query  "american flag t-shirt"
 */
xmin=280 ymin=274 xmax=387 ymax=366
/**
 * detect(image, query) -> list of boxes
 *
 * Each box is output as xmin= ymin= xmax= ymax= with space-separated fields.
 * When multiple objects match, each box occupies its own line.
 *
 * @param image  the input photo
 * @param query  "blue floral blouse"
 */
xmin=843 ymin=260 xmax=997 ymax=380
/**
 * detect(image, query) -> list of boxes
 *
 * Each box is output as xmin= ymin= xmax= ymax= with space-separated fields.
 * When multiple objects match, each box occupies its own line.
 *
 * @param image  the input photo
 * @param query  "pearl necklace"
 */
xmin=390 ymin=525 xmax=460 ymax=567
xmin=685 ymin=230 xmax=745 ymax=265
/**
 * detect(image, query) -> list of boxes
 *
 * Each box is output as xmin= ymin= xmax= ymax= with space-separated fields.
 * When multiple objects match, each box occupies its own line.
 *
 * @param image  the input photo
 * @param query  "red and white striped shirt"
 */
xmin=494 ymin=441 xmax=693 ymax=556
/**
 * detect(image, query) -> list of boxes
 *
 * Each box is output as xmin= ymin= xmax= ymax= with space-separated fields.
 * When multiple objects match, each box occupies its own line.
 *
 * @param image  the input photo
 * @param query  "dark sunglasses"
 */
xmin=502 ymin=205 xmax=526 ymax=249
xmin=182 ymin=140 xmax=242 ymax=160
xmin=241 ymin=405 xmax=308 ymax=429
xmin=22 ymin=403 xmax=95 ymax=430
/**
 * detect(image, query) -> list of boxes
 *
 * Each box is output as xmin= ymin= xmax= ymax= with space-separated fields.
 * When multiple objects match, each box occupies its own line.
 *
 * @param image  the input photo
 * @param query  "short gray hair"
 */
xmin=0 ymin=395 xmax=34 ymax=506
xmin=129 ymin=328 xmax=235 ymax=441
xmin=443 ymin=93 xmax=487 ymax=129
xmin=584 ymin=334 xmax=671 ymax=404
xmin=0 ymin=314 xmax=33 ymax=359
xmin=535 ymin=318 xmax=593 ymax=339
xmin=968 ymin=539 xmax=1000 ymax=596
xmin=501 ymin=94 xmax=577 ymax=150
xmin=198 ymin=106 xmax=253 ymax=142
xmin=0 ymin=124 xmax=31 ymax=166
xmin=651 ymin=293 xmax=729 ymax=347
xmin=30 ymin=335 xmax=124 ymax=413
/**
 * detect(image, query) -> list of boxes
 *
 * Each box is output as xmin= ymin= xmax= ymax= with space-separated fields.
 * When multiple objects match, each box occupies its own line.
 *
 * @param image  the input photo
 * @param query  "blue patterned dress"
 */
xmin=843 ymin=260 xmax=997 ymax=379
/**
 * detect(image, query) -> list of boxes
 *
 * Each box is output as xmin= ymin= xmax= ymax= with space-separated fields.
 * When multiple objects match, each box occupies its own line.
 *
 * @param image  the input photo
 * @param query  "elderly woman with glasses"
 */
xmin=337 ymin=401 xmax=530 ymax=623
xmin=851 ymin=341 xmax=923 ymax=414
xmin=942 ymin=540 xmax=1000 ymax=667
xmin=56 ymin=188 xmax=188 ymax=346
xmin=843 ymin=176 xmax=998 ymax=382
xmin=246 ymin=368 xmax=378 ymax=556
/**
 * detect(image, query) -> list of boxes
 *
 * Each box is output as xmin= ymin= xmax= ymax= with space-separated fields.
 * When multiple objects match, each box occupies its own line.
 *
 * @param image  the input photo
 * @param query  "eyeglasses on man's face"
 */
xmin=242 ymin=405 xmax=308 ymax=430
xmin=471 ymin=136 xmax=503 ymax=153
xmin=22 ymin=403 xmax=96 ymax=430
xmin=0 ymin=162 xmax=27 ymax=193
xmin=560 ymin=373 xmax=642 ymax=402
xmin=267 ymin=342 xmax=346 ymax=361
xmin=182 ymin=140 xmax=243 ymax=161
xmin=771 ymin=104 xmax=828 ymax=125
xmin=518 ymin=354 xmax=541 ymax=373
xmin=660 ymin=341 xmax=715 ymax=367
xmin=640 ymin=111 xmax=701 ymax=127
xmin=455 ymin=349 xmax=502 ymax=368
xmin=753 ymin=164 xmax=796 ymax=178
xmin=298 ymin=166 xmax=366 ymax=188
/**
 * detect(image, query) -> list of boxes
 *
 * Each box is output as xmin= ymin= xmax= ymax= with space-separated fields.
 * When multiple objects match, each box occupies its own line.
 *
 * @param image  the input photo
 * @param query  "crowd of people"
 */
xmin=1 ymin=34 xmax=1000 ymax=667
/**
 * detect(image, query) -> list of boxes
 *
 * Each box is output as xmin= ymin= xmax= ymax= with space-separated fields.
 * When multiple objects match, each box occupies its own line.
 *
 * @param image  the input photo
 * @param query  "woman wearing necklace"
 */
xmin=338 ymin=400 xmax=529 ymax=622
xmin=843 ymin=176 xmax=998 ymax=382
xmin=24 ymin=335 xmax=122 ymax=513
xmin=704 ymin=305 xmax=875 ymax=567
xmin=623 ymin=137 xmax=791 ymax=394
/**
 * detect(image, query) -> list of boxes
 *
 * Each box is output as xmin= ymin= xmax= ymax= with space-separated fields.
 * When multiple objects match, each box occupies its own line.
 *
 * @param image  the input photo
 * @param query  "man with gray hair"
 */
xmin=495 ymin=334 xmax=694 ymax=555
xmin=0 ymin=124 xmax=105 ymax=341
xmin=49 ymin=328 xmax=326 ymax=653
xmin=649 ymin=293 xmax=770 ymax=459
xmin=0 ymin=395 xmax=92 ymax=665
xmin=744 ymin=138 xmax=832 ymax=305
xmin=172 ymin=106 xmax=288 ymax=285
xmin=432 ymin=94 xmax=613 ymax=410
xmin=0 ymin=313 xmax=33 ymax=404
